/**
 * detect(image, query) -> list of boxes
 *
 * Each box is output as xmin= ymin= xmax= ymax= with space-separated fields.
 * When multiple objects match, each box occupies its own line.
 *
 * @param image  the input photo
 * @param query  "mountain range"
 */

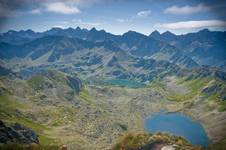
xmin=1 ymin=27 xmax=225 ymax=71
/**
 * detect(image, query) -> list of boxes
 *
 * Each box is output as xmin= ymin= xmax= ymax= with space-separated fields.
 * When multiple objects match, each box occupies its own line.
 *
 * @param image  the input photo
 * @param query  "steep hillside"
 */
xmin=0 ymin=67 xmax=226 ymax=149
xmin=150 ymin=29 xmax=226 ymax=69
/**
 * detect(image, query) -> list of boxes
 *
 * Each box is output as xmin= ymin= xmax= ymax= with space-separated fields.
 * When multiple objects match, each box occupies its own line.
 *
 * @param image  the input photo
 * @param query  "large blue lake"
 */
xmin=144 ymin=111 xmax=210 ymax=147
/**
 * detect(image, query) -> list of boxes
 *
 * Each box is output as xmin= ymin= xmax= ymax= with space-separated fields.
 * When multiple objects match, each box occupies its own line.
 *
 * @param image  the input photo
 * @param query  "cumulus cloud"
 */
xmin=164 ymin=3 xmax=211 ymax=15
xmin=0 ymin=0 xmax=100 ymax=16
xmin=137 ymin=10 xmax=151 ymax=17
xmin=156 ymin=20 xmax=226 ymax=29
xmin=45 ymin=2 xmax=80 ymax=14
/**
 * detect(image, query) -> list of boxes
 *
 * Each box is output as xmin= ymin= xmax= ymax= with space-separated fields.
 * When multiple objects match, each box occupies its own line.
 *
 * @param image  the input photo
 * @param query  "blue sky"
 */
xmin=0 ymin=0 xmax=226 ymax=35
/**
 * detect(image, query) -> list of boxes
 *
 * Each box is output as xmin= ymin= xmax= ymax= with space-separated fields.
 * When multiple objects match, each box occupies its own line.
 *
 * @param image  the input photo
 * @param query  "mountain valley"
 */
xmin=0 ymin=27 xmax=226 ymax=150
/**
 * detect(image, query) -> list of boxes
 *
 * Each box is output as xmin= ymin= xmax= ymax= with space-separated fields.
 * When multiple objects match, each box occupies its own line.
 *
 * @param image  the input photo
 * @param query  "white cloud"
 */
xmin=52 ymin=25 xmax=65 ymax=28
xmin=72 ymin=19 xmax=101 ymax=27
xmin=29 ymin=8 xmax=41 ymax=14
xmin=137 ymin=10 xmax=151 ymax=17
xmin=156 ymin=20 xmax=226 ymax=29
xmin=45 ymin=2 xmax=80 ymax=14
xmin=164 ymin=3 xmax=211 ymax=15
xmin=116 ymin=18 xmax=125 ymax=23
xmin=0 ymin=0 xmax=103 ymax=17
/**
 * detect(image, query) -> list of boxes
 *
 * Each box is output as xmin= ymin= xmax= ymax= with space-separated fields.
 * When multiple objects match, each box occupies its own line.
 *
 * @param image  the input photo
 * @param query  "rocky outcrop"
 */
xmin=113 ymin=133 xmax=201 ymax=150
xmin=107 ymin=56 xmax=118 ymax=67
xmin=66 ymin=76 xmax=83 ymax=93
xmin=201 ymin=81 xmax=226 ymax=101
xmin=0 ymin=120 xmax=39 ymax=144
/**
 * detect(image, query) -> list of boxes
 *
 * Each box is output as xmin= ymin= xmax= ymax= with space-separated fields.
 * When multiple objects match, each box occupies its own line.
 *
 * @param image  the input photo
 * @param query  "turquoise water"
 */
xmin=101 ymin=79 xmax=145 ymax=88
xmin=144 ymin=111 xmax=210 ymax=147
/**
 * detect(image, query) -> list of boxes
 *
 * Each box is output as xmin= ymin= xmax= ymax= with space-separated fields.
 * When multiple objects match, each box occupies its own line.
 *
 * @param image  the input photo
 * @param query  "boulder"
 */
xmin=66 ymin=76 xmax=83 ymax=93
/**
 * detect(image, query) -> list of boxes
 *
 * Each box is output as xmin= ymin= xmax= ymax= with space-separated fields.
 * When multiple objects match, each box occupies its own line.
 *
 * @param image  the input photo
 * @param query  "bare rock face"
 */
xmin=0 ymin=120 xmax=39 ymax=144
xmin=66 ymin=76 xmax=83 ymax=93
xmin=112 ymin=133 xmax=199 ymax=150
xmin=59 ymin=145 xmax=67 ymax=150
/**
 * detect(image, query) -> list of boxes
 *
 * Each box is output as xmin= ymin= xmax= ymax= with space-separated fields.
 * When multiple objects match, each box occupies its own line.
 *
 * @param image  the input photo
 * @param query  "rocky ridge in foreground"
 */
xmin=0 ymin=120 xmax=39 ymax=144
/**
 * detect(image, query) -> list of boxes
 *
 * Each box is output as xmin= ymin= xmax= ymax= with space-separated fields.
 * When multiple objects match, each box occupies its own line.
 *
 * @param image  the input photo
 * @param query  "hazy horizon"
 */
xmin=1 ymin=26 xmax=224 ymax=36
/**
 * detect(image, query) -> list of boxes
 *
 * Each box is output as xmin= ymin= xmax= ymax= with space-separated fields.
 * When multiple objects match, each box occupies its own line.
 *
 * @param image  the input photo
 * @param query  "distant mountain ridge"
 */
xmin=0 ymin=27 xmax=225 ymax=71
xmin=149 ymin=29 xmax=226 ymax=68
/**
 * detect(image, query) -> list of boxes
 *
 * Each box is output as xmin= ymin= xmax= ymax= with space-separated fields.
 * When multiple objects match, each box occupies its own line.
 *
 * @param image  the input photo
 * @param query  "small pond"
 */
xmin=144 ymin=111 xmax=210 ymax=147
